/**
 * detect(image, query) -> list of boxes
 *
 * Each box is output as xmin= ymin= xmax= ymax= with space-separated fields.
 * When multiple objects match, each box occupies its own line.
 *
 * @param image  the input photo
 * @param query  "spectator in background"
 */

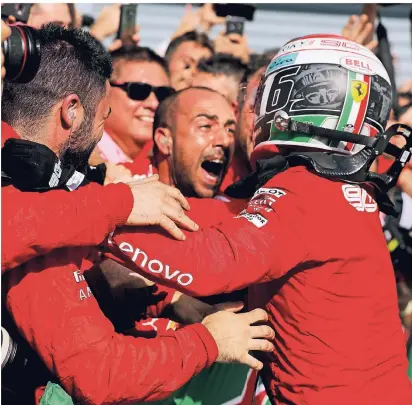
xmin=170 ymin=3 xmax=225 ymax=41
xmin=220 ymin=67 xmax=266 ymax=191
xmin=88 ymin=4 xmax=140 ymax=51
xmin=192 ymin=53 xmax=248 ymax=109
xmin=341 ymin=4 xmax=378 ymax=51
xmin=165 ymin=31 xmax=214 ymax=90
xmin=249 ymin=48 xmax=279 ymax=69
xmin=96 ymin=47 xmax=173 ymax=168
xmin=214 ymin=31 xmax=250 ymax=64
xmin=220 ymin=59 xmax=269 ymax=191
xmin=27 ymin=3 xmax=73 ymax=28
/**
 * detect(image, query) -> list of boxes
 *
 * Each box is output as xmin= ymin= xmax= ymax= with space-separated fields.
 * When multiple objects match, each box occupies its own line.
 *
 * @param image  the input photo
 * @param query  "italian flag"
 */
xmin=336 ymin=71 xmax=371 ymax=152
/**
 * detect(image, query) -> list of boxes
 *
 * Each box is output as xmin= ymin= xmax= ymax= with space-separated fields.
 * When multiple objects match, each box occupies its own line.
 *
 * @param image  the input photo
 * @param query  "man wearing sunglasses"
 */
xmin=96 ymin=47 xmax=173 ymax=168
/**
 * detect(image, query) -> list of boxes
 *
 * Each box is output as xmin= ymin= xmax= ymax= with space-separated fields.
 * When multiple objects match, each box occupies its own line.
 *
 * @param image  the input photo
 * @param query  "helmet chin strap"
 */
xmin=273 ymin=111 xmax=412 ymax=194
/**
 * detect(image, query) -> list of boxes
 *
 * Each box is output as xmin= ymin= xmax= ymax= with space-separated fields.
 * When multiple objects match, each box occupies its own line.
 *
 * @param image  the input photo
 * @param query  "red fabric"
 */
xmin=1 ymin=123 xmax=135 ymax=272
xmin=220 ymin=153 xmax=250 ymax=192
xmin=130 ymin=195 xmax=247 ymax=334
xmin=1 ymin=179 xmax=134 ymax=272
xmin=1 ymin=121 xmax=19 ymax=146
xmin=3 ymin=188 xmax=218 ymax=404
xmin=107 ymin=166 xmax=412 ymax=405
xmin=123 ymin=141 xmax=157 ymax=178
xmin=376 ymin=154 xmax=394 ymax=174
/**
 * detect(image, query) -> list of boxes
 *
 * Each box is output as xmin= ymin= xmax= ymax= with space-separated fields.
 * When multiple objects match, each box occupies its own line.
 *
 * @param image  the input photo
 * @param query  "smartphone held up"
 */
xmin=213 ymin=3 xmax=256 ymax=36
xmin=117 ymin=4 xmax=138 ymax=49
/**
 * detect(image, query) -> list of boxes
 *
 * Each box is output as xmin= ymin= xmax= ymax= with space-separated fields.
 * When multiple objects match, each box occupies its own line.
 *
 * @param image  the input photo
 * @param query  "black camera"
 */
xmin=2 ymin=4 xmax=41 ymax=83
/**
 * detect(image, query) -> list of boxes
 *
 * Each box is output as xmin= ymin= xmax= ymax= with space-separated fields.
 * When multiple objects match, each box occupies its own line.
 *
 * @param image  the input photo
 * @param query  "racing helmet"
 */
xmin=252 ymin=34 xmax=393 ymax=159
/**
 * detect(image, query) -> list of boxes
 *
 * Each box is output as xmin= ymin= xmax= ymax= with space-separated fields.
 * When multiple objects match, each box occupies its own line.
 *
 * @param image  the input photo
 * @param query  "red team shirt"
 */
xmin=107 ymin=166 xmax=412 ymax=404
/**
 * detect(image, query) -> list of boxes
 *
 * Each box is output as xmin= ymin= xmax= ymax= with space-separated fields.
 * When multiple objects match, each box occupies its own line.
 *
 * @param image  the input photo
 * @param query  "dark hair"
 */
xmin=247 ymin=48 xmax=280 ymax=80
xmin=197 ymin=53 xmax=248 ymax=85
xmin=152 ymin=86 xmax=220 ymax=161
xmin=110 ymin=46 xmax=169 ymax=78
xmin=164 ymin=31 xmax=214 ymax=64
xmin=2 ymin=23 xmax=112 ymax=137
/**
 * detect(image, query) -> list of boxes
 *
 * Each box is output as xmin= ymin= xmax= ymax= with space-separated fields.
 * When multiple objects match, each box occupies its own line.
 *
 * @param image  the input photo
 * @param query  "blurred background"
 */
xmin=77 ymin=3 xmax=411 ymax=84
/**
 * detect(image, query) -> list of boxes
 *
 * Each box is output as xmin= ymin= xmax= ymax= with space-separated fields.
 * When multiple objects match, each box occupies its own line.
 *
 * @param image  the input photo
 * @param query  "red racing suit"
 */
xmin=1 ymin=122 xmax=135 ymax=272
xmin=106 ymin=166 xmax=412 ymax=404
xmin=3 ymin=184 xmax=218 ymax=405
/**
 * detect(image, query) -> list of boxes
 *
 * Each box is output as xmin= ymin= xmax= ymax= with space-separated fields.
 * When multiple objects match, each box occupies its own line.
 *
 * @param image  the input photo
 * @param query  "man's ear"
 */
xmin=154 ymin=127 xmax=173 ymax=156
xmin=61 ymin=94 xmax=83 ymax=130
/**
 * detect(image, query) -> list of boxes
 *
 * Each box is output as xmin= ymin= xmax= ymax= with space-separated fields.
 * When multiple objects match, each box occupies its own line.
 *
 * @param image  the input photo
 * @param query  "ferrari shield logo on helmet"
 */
xmin=351 ymin=80 xmax=368 ymax=103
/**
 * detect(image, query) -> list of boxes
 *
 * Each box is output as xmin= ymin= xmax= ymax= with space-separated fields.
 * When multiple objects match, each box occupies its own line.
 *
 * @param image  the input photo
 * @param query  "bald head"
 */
xmin=153 ymin=86 xmax=235 ymax=198
xmin=154 ymin=87 xmax=228 ymax=135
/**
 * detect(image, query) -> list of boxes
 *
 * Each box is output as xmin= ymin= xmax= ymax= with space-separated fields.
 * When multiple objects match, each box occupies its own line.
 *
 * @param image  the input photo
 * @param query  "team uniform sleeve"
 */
xmin=105 ymin=186 xmax=309 ymax=296
xmin=1 ymin=182 xmax=133 ymax=272
xmin=5 ymin=252 xmax=218 ymax=405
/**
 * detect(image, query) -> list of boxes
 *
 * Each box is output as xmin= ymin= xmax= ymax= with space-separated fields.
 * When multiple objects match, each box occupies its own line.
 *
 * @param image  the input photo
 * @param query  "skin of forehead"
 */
xmin=169 ymin=88 xmax=232 ymax=133
xmin=31 ymin=3 xmax=70 ymax=21
xmin=171 ymin=41 xmax=212 ymax=64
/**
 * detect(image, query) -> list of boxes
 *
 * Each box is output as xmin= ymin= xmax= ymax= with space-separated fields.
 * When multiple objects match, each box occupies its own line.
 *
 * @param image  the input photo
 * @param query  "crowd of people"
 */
xmin=1 ymin=3 xmax=412 ymax=405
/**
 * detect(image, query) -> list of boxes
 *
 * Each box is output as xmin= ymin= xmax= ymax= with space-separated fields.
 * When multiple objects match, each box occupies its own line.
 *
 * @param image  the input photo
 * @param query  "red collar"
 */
xmin=1 ymin=122 xmax=20 ymax=147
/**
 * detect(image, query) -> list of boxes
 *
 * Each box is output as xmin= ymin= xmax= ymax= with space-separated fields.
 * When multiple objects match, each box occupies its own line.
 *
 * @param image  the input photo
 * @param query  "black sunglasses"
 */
xmin=110 ymin=82 xmax=175 ymax=103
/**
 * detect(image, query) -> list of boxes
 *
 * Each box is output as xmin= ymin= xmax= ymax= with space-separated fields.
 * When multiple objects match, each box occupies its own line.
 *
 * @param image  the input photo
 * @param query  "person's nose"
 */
xmin=144 ymin=90 xmax=159 ymax=111
xmin=214 ymin=126 xmax=234 ymax=150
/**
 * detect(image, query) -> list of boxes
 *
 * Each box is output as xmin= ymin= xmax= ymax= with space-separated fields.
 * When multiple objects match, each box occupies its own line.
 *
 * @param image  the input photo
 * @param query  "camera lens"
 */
xmin=2 ymin=25 xmax=41 ymax=83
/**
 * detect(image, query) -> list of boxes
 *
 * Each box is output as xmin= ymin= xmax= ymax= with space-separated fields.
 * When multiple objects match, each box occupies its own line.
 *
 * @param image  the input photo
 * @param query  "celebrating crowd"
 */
xmin=1 ymin=3 xmax=412 ymax=405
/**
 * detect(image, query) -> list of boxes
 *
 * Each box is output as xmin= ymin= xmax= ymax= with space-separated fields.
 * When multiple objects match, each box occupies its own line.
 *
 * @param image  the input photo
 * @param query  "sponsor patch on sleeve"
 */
xmin=235 ymin=211 xmax=268 ymax=228
xmin=252 ymin=187 xmax=287 ymax=200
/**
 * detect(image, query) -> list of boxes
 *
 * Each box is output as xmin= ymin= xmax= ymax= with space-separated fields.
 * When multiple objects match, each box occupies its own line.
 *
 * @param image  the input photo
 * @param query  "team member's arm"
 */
xmin=2 ymin=176 xmax=197 ymax=272
xmin=5 ymin=256 xmax=274 ymax=404
xmin=106 ymin=185 xmax=309 ymax=296
xmin=1 ymin=182 xmax=132 ymax=271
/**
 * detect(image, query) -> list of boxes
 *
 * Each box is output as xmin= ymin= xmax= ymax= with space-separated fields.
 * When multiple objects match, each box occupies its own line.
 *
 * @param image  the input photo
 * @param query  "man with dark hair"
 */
xmin=96 ymin=46 xmax=173 ymax=168
xmin=164 ymin=31 xmax=214 ymax=90
xmin=222 ymin=64 xmax=269 ymax=191
xmin=0 ymin=22 xmax=191 ymax=269
xmin=219 ymin=56 xmax=271 ymax=191
xmin=2 ymin=24 xmax=111 ymax=173
xmin=2 ymin=24 xmax=275 ymax=405
xmin=192 ymin=53 xmax=248 ymax=107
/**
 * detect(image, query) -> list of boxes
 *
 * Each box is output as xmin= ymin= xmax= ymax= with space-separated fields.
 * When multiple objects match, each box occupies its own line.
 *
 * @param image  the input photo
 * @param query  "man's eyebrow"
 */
xmin=224 ymin=119 xmax=236 ymax=127
xmin=194 ymin=113 xmax=219 ymax=121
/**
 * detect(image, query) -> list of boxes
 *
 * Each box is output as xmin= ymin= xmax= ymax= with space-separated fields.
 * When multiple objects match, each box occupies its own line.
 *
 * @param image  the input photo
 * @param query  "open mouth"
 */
xmin=201 ymin=159 xmax=225 ymax=182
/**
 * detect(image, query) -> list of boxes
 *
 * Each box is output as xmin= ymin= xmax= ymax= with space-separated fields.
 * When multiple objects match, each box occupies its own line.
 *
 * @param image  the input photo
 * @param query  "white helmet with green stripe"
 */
xmin=253 ymin=34 xmax=392 ymax=159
